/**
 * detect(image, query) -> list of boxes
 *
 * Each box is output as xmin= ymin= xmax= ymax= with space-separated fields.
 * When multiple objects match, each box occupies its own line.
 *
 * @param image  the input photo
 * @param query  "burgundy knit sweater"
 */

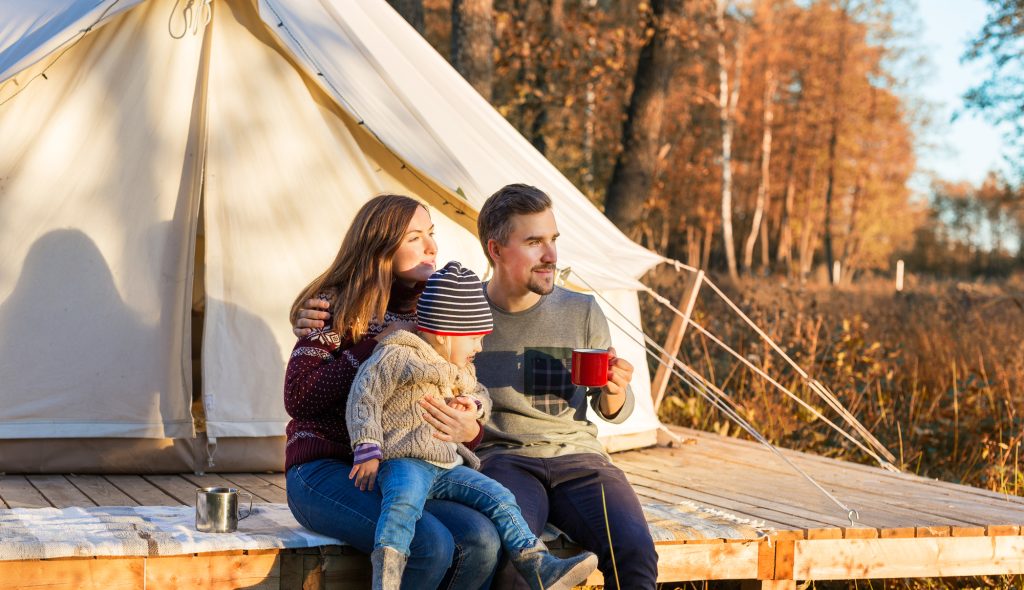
xmin=283 ymin=282 xmax=483 ymax=471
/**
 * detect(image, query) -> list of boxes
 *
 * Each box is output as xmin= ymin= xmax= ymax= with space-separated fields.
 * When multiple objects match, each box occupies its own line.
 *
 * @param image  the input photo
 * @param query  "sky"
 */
xmin=913 ymin=0 xmax=1008 ymax=186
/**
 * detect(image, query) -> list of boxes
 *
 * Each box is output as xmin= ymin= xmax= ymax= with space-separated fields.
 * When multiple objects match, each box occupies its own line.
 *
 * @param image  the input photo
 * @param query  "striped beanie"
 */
xmin=416 ymin=261 xmax=494 ymax=336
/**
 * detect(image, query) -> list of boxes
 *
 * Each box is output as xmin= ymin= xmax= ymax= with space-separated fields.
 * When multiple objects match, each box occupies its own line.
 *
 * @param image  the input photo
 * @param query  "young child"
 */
xmin=347 ymin=261 xmax=598 ymax=590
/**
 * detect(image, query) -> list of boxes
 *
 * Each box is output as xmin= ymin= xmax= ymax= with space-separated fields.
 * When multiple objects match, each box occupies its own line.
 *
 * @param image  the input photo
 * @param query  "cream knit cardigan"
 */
xmin=346 ymin=330 xmax=492 ymax=470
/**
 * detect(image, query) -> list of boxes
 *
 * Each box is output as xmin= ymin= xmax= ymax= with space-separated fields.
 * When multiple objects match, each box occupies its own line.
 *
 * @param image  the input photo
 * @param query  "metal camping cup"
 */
xmin=195 ymin=487 xmax=253 ymax=533
xmin=571 ymin=348 xmax=610 ymax=387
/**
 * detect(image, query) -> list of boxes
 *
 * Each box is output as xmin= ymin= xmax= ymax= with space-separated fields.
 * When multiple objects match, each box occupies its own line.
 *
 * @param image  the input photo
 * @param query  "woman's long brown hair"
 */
xmin=290 ymin=194 xmax=424 ymax=343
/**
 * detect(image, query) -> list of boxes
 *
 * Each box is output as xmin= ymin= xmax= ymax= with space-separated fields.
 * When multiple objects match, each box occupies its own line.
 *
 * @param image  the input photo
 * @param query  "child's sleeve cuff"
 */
xmin=353 ymin=442 xmax=383 ymax=464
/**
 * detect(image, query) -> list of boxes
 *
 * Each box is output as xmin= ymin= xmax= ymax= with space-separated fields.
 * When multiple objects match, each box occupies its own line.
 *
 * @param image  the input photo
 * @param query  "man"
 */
xmin=296 ymin=184 xmax=658 ymax=589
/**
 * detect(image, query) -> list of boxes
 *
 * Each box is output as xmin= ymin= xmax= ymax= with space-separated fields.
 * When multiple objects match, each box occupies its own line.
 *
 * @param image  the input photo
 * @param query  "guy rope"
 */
xmin=566 ymin=261 xmax=902 ymax=526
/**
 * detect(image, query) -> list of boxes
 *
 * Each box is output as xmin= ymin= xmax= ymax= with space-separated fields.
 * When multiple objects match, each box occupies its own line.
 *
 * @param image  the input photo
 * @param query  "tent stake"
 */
xmin=651 ymin=270 xmax=703 ymax=411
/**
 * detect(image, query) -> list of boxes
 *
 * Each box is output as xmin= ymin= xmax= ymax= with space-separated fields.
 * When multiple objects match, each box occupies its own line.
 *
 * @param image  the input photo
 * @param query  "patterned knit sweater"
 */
xmin=284 ymin=282 xmax=485 ymax=471
xmin=347 ymin=330 xmax=492 ymax=470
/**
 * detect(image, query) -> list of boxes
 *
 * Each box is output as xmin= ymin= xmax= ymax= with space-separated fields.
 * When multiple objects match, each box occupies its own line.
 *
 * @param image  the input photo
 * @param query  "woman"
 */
xmin=284 ymin=194 xmax=501 ymax=589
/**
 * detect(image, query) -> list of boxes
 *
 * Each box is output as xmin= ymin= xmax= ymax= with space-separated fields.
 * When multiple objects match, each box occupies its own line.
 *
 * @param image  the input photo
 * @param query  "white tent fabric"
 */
xmin=0 ymin=0 xmax=664 ymax=469
xmin=0 ymin=0 xmax=202 ymax=439
xmin=199 ymin=0 xmax=489 ymax=438
xmin=258 ymin=0 xmax=666 ymax=290
xmin=0 ymin=0 xmax=144 ymax=87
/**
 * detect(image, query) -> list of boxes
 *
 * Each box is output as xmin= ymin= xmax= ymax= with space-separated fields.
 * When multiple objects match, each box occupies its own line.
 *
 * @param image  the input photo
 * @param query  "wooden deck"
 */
xmin=2 ymin=425 xmax=1024 ymax=589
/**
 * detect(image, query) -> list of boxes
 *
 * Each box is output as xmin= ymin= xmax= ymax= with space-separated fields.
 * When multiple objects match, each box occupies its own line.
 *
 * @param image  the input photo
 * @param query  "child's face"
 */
xmin=444 ymin=334 xmax=484 ymax=368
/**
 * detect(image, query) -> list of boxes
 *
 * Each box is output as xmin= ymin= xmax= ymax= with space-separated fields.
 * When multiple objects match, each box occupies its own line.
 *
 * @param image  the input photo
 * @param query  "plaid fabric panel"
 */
xmin=524 ymin=347 xmax=575 ymax=415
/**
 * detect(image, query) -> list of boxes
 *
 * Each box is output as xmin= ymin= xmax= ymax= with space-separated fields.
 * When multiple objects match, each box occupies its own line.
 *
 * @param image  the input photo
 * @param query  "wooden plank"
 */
xmin=145 ymin=475 xmax=202 ymax=506
xmin=773 ymin=539 xmax=795 ymax=580
xmin=842 ymin=527 xmax=879 ymax=539
xmin=757 ymin=538 xmax=775 ymax=579
xmin=879 ymin=527 xmax=916 ymax=538
xmin=620 ymin=457 xmax=888 ymax=530
xmin=988 ymin=525 xmax=1021 ymax=536
xmin=144 ymin=552 xmax=280 ymax=590
xmin=303 ymin=555 xmax=324 ymax=589
xmin=180 ymin=473 xmax=268 ymax=504
xmin=951 ymin=526 xmax=988 ymax=537
xmin=806 ymin=528 xmax=843 ymax=540
xmin=664 ymin=426 xmax=1024 ymax=507
xmin=105 ymin=475 xmax=182 ymax=506
xmin=626 ymin=443 xmax=1008 ymax=524
xmin=793 ymin=535 xmax=1024 ymax=579
xmin=222 ymin=473 xmax=288 ymax=503
xmin=0 ymin=475 xmax=51 ymax=508
xmin=67 ymin=475 xmax=137 ymax=506
xmin=0 ymin=557 xmax=144 ymax=590
xmin=581 ymin=540 xmax=761 ymax=584
xmin=620 ymin=456 xmax=844 ymax=525
xmin=321 ymin=552 xmax=373 ymax=589
xmin=280 ymin=552 xmax=305 ymax=589
xmin=622 ymin=470 xmax=821 ymax=531
xmin=256 ymin=472 xmax=287 ymax=489
xmin=625 ymin=445 xmax=1017 ymax=528
xmin=742 ymin=582 xmax=797 ymax=590
xmin=26 ymin=475 xmax=93 ymax=508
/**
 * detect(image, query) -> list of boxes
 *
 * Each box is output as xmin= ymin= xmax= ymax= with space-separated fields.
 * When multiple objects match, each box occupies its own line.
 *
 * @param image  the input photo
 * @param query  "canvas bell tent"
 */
xmin=0 ymin=0 xmax=666 ymax=472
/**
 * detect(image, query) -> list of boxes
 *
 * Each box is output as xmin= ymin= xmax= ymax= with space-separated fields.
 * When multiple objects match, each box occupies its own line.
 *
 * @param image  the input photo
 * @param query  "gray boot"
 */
xmin=509 ymin=540 xmax=599 ymax=590
xmin=370 ymin=546 xmax=407 ymax=590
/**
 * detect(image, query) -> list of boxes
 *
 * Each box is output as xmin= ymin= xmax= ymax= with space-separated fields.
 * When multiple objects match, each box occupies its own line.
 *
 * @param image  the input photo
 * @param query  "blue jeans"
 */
xmin=287 ymin=459 xmax=501 ymax=590
xmin=377 ymin=458 xmax=537 ymax=557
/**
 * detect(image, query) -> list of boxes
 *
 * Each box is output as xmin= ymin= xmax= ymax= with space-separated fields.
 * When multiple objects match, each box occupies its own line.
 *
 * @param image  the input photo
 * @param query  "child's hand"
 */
xmin=349 ymin=459 xmax=379 ymax=491
xmin=446 ymin=396 xmax=475 ymax=413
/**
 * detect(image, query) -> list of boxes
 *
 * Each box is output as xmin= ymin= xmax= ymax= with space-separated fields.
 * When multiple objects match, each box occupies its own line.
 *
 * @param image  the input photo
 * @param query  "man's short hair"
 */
xmin=477 ymin=184 xmax=553 ymax=264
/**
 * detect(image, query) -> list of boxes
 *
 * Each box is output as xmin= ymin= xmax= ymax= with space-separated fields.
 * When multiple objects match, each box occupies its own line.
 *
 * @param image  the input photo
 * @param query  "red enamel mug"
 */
xmin=571 ymin=348 xmax=610 ymax=387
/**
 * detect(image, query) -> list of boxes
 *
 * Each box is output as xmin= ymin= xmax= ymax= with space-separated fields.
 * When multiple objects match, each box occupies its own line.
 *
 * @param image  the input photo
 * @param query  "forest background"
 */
xmin=391 ymin=1 xmax=1024 ymax=586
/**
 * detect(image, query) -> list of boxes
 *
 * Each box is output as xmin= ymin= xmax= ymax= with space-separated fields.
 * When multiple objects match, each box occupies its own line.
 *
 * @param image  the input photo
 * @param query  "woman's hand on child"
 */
xmin=293 ymin=298 xmax=331 ymax=338
xmin=349 ymin=459 xmax=379 ymax=491
xmin=419 ymin=396 xmax=481 ymax=443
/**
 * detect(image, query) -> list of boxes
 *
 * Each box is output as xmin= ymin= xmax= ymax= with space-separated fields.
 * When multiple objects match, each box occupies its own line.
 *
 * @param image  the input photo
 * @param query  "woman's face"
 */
xmin=393 ymin=206 xmax=437 ymax=286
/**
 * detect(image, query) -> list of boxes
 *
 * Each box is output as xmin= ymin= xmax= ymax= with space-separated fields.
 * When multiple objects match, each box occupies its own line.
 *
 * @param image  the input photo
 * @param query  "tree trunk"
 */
xmin=387 ymin=0 xmax=424 ymax=34
xmin=716 ymin=0 xmax=742 ymax=282
xmin=775 ymin=144 xmax=797 ymax=270
xmin=702 ymin=218 xmax=715 ymax=271
xmin=743 ymin=67 xmax=776 ymax=273
xmin=839 ymin=174 xmax=863 ymax=283
xmin=451 ymin=0 xmax=494 ymax=101
xmin=603 ymin=0 xmax=684 ymax=234
xmin=797 ymin=151 xmax=820 ymax=279
xmin=528 ymin=0 xmax=564 ymax=155
xmin=822 ymin=6 xmax=848 ymax=285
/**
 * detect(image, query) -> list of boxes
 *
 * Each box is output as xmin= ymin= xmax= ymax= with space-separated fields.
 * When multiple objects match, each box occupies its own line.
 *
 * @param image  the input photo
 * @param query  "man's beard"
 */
xmin=527 ymin=264 xmax=556 ymax=296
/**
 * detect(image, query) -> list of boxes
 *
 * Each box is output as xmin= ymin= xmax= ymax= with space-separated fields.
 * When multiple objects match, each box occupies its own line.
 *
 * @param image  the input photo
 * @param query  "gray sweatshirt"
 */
xmin=474 ymin=285 xmax=634 ymax=459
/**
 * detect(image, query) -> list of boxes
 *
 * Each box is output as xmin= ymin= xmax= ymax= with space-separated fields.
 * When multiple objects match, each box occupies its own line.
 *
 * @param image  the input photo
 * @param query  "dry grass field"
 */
xmin=641 ymin=270 xmax=1024 ymax=590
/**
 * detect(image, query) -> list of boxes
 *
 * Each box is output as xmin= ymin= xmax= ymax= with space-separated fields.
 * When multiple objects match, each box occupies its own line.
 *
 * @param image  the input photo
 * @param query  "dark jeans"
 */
xmin=481 ymin=453 xmax=658 ymax=590
xmin=287 ymin=459 xmax=501 ymax=590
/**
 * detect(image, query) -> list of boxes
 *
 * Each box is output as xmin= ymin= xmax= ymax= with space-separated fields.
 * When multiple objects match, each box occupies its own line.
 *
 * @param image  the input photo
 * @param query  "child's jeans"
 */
xmin=376 ymin=457 xmax=537 ymax=556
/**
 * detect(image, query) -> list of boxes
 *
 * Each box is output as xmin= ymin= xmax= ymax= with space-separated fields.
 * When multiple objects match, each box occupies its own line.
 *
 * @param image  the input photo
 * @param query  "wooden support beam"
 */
xmin=793 ymin=535 xmax=1024 ymax=579
xmin=651 ymin=270 xmax=704 ymax=411
xmin=742 ymin=582 xmax=797 ymax=590
xmin=578 ymin=540 xmax=760 ymax=585
xmin=0 ymin=557 xmax=144 ymax=590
